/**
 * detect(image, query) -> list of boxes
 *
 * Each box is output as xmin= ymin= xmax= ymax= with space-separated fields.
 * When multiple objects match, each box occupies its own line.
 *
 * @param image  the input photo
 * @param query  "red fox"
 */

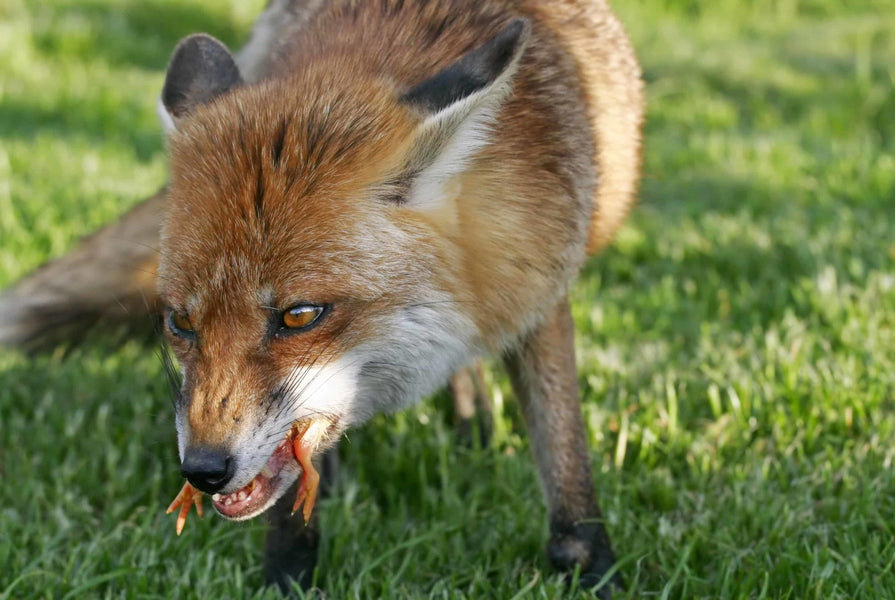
xmin=0 ymin=0 xmax=642 ymax=595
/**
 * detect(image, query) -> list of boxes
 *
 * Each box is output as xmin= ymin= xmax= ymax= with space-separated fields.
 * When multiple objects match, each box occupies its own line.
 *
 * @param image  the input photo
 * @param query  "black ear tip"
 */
xmin=171 ymin=33 xmax=226 ymax=54
xmin=170 ymin=33 xmax=231 ymax=64
xmin=504 ymin=17 xmax=531 ymax=42
xmin=167 ymin=33 xmax=240 ymax=83
xmin=400 ymin=16 xmax=532 ymax=115
xmin=495 ymin=18 xmax=531 ymax=53
xmin=489 ymin=18 xmax=530 ymax=67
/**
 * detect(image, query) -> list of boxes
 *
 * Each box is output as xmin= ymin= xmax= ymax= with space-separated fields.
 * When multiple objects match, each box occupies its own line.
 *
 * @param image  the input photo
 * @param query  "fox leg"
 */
xmin=449 ymin=362 xmax=493 ymax=446
xmin=503 ymin=297 xmax=622 ymax=596
xmin=264 ymin=447 xmax=338 ymax=593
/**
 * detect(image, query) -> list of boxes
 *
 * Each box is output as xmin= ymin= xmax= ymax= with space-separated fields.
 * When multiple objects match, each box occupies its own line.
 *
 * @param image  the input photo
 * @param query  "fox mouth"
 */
xmin=210 ymin=434 xmax=300 ymax=521
xmin=210 ymin=419 xmax=329 ymax=522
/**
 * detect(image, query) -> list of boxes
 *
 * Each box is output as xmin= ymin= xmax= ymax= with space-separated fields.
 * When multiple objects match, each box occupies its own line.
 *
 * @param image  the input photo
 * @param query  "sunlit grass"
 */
xmin=1 ymin=0 xmax=893 ymax=597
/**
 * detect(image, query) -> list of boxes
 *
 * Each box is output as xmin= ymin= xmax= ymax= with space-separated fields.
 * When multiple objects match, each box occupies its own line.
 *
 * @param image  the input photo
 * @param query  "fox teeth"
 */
xmin=237 ymin=491 xmax=247 ymax=501
xmin=212 ymin=494 xmax=221 ymax=502
xmin=224 ymin=496 xmax=234 ymax=506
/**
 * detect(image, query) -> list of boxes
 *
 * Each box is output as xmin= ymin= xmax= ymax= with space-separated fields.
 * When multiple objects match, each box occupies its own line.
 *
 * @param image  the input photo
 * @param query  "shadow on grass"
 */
xmin=584 ymin=176 xmax=818 ymax=322
xmin=641 ymin=35 xmax=895 ymax=153
xmin=0 ymin=95 xmax=164 ymax=160
xmin=30 ymin=0 xmax=249 ymax=71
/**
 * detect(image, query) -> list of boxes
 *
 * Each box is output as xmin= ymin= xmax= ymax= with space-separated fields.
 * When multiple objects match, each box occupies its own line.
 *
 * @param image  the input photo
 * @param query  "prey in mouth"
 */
xmin=167 ymin=419 xmax=325 ymax=534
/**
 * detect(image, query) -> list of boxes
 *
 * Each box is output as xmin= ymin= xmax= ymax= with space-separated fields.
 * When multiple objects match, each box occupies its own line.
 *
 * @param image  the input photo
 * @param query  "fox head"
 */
xmin=156 ymin=20 xmax=530 ymax=519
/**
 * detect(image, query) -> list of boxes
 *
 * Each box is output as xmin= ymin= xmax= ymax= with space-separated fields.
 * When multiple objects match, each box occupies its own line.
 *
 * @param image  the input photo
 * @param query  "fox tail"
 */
xmin=0 ymin=190 xmax=166 ymax=352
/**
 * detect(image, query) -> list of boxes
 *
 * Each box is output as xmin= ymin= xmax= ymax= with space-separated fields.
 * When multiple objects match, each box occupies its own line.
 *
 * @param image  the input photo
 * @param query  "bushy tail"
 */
xmin=0 ymin=189 xmax=167 ymax=352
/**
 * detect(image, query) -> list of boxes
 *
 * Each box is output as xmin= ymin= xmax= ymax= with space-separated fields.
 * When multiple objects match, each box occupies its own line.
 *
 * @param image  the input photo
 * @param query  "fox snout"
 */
xmin=180 ymin=446 xmax=235 ymax=494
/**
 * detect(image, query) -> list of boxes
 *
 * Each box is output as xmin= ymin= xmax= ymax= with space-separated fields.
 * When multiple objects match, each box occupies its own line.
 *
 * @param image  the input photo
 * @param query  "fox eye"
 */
xmin=281 ymin=305 xmax=325 ymax=331
xmin=168 ymin=310 xmax=195 ymax=339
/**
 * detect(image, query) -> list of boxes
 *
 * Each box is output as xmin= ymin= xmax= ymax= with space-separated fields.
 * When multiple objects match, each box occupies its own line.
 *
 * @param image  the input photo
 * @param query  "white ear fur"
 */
xmin=405 ymin=86 xmax=507 ymax=210
xmin=402 ymin=23 xmax=529 ymax=211
xmin=156 ymin=95 xmax=178 ymax=135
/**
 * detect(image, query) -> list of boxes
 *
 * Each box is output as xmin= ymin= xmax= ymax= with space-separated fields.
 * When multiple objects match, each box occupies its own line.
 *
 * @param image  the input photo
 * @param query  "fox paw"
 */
xmin=548 ymin=522 xmax=624 ymax=599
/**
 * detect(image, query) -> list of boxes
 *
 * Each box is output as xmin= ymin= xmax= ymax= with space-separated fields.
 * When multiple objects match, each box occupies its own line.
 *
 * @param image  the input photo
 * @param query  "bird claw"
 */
xmin=290 ymin=421 xmax=321 ymax=524
xmin=166 ymin=481 xmax=204 ymax=535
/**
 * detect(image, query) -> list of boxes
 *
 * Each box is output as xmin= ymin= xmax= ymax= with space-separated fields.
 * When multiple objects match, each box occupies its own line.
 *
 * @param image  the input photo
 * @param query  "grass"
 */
xmin=1 ymin=0 xmax=894 ymax=597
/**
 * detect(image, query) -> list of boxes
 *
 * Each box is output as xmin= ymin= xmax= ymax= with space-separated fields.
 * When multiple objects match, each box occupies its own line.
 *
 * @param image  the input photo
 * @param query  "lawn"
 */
xmin=1 ymin=0 xmax=894 ymax=597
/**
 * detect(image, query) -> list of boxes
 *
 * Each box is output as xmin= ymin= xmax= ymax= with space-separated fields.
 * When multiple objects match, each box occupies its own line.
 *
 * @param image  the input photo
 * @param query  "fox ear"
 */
xmin=398 ymin=18 xmax=530 ymax=209
xmin=402 ymin=18 xmax=530 ymax=115
xmin=158 ymin=34 xmax=243 ymax=134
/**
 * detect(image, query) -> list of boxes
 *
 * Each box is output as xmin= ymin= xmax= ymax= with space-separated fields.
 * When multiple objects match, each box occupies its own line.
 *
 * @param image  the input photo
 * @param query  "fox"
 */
xmin=0 ymin=0 xmax=643 ymax=595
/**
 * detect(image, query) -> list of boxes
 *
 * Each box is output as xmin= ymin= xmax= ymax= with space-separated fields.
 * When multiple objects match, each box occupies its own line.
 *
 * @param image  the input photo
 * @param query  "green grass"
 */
xmin=1 ymin=0 xmax=894 ymax=597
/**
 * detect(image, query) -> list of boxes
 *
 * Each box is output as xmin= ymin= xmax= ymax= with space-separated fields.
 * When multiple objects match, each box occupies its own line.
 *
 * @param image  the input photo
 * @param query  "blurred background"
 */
xmin=0 ymin=0 xmax=893 ymax=597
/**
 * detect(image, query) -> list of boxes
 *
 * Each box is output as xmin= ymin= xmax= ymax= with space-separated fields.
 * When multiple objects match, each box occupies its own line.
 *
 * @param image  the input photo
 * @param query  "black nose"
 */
xmin=181 ymin=447 xmax=235 ymax=494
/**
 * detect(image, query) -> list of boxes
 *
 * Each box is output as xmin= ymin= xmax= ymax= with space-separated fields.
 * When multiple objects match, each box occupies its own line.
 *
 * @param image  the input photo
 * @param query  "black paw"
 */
xmin=264 ymin=550 xmax=316 ymax=594
xmin=548 ymin=521 xmax=624 ymax=599
xmin=263 ymin=518 xmax=318 ymax=594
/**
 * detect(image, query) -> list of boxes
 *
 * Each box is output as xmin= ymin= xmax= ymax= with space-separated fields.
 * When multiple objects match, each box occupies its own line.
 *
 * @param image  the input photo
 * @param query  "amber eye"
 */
xmin=168 ymin=310 xmax=195 ymax=338
xmin=282 ymin=305 xmax=325 ymax=331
